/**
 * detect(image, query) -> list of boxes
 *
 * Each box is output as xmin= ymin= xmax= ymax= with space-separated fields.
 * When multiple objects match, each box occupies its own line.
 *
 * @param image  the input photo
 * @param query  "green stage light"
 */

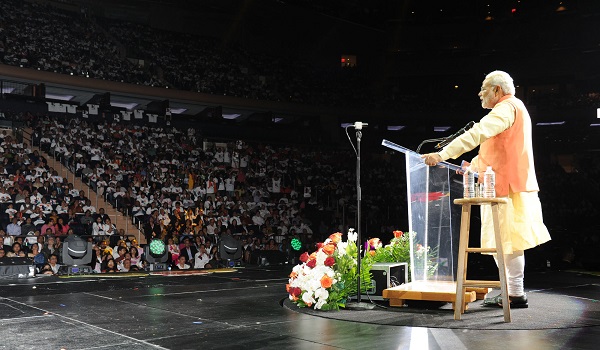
xmin=149 ymin=239 xmax=166 ymax=256
xmin=291 ymin=238 xmax=302 ymax=251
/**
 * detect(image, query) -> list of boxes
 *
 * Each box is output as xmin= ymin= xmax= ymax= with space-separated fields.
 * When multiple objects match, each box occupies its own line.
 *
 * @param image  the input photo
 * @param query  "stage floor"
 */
xmin=0 ymin=266 xmax=598 ymax=350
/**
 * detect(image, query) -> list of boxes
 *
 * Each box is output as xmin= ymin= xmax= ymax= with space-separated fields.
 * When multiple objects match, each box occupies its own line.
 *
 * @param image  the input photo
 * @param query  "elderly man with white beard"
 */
xmin=421 ymin=70 xmax=551 ymax=308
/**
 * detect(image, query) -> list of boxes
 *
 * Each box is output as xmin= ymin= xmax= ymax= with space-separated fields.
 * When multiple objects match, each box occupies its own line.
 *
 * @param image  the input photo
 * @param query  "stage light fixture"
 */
xmin=145 ymin=239 xmax=169 ymax=271
xmin=149 ymin=239 xmax=166 ymax=257
xmin=291 ymin=238 xmax=302 ymax=251
xmin=219 ymin=234 xmax=243 ymax=266
xmin=60 ymin=235 xmax=93 ymax=275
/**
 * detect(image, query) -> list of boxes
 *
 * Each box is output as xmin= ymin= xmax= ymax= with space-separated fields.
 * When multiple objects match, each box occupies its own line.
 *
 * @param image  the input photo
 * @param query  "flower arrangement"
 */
xmin=286 ymin=229 xmax=438 ymax=310
xmin=286 ymin=230 xmax=373 ymax=310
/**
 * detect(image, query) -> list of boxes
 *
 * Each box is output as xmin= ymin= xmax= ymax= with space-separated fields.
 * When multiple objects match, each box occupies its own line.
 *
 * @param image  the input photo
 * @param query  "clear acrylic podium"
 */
xmin=381 ymin=139 xmax=481 ymax=307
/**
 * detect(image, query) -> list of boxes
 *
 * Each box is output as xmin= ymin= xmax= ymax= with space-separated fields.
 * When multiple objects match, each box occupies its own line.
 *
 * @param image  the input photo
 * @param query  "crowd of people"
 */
xmin=0 ymin=0 xmax=385 ymax=110
xmin=0 ymin=1 xmax=598 ymax=275
xmin=2 ymin=0 xmax=600 ymax=116
xmin=8 ymin=111 xmax=411 ymax=272
xmin=0 ymin=109 xmax=598 ymax=275
xmin=0 ymin=0 xmax=154 ymax=85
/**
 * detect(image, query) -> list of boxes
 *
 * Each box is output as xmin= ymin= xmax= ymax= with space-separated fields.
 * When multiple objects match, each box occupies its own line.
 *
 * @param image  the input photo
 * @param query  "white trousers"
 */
xmin=494 ymin=250 xmax=525 ymax=297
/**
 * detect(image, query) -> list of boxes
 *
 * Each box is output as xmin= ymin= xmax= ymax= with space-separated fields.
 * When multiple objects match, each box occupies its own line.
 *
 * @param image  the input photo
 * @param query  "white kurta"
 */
xmin=439 ymin=99 xmax=551 ymax=254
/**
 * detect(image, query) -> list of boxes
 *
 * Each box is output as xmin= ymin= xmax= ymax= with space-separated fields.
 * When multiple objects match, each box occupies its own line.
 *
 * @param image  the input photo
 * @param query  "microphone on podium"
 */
xmin=434 ymin=121 xmax=475 ymax=149
xmin=352 ymin=122 xmax=368 ymax=130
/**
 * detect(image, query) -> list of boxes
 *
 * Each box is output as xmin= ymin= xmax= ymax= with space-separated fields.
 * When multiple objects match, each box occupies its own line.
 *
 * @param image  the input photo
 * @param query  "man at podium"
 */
xmin=421 ymin=70 xmax=551 ymax=308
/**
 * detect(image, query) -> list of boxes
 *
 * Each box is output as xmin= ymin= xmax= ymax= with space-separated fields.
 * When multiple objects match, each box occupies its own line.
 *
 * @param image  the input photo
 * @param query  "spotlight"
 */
xmin=60 ymin=235 xmax=93 ymax=275
xmin=291 ymin=238 xmax=302 ymax=251
xmin=145 ymin=239 xmax=169 ymax=271
xmin=219 ymin=234 xmax=243 ymax=266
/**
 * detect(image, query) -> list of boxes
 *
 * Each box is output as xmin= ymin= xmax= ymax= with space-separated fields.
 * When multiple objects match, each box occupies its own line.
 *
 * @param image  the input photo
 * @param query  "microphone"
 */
xmin=352 ymin=122 xmax=368 ymax=130
xmin=434 ymin=121 xmax=475 ymax=149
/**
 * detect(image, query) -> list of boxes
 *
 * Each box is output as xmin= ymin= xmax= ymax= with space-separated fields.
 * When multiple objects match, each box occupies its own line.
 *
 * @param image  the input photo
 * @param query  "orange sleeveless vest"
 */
xmin=476 ymin=95 xmax=539 ymax=197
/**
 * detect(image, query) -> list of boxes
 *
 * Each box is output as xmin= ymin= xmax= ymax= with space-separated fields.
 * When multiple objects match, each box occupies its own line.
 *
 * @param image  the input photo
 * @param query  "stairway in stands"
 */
xmin=21 ymin=128 xmax=146 ymax=244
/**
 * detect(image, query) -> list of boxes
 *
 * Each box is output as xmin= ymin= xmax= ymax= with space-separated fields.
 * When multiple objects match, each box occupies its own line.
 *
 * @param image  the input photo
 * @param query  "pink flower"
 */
xmin=368 ymin=238 xmax=381 ymax=250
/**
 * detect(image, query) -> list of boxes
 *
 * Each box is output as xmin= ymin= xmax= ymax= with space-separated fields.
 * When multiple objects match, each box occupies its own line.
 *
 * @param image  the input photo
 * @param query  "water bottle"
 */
xmin=463 ymin=170 xmax=475 ymax=198
xmin=483 ymin=166 xmax=496 ymax=198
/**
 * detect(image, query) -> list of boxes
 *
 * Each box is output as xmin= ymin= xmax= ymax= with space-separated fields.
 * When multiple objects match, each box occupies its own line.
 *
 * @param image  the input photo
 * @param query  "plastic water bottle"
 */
xmin=483 ymin=166 xmax=496 ymax=198
xmin=463 ymin=170 xmax=475 ymax=198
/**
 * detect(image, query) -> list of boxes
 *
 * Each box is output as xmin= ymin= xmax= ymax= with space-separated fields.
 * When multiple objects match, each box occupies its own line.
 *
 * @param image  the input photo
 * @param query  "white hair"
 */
xmin=485 ymin=70 xmax=516 ymax=95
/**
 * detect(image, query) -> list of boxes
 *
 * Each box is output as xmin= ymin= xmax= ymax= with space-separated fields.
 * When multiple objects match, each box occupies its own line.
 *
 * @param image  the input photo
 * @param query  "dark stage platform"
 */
xmin=0 ymin=267 xmax=598 ymax=350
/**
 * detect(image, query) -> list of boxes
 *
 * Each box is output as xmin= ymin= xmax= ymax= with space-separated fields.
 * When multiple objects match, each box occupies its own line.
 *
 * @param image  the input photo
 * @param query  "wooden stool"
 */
xmin=453 ymin=197 xmax=511 ymax=322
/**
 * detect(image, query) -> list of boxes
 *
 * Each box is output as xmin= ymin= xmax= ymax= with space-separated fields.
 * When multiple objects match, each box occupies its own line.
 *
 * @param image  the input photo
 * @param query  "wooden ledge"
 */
xmin=454 ymin=197 xmax=508 ymax=205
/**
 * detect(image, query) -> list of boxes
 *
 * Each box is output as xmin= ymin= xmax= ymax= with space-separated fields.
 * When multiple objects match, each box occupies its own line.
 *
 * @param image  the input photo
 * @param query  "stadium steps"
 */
xmin=22 ymin=128 xmax=146 ymax=244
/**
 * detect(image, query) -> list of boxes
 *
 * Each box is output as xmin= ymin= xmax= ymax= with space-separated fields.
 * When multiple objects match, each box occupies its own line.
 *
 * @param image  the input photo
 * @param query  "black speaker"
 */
xmin=349 ymin=262 xmax=408 ymax=301
xmin=368 ymin=262 xmax=408 ymax=300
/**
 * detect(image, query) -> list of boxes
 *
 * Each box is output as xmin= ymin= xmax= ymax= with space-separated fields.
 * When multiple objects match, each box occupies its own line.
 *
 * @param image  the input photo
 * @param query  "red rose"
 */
xmin=324 ymin=256 xmax=335 ymax=267
xmin=316 ymin=242 xmax=324 ymax=249
xmin=290 ymin=287 xmax=302 ymax=297
xmin=306 ymin=259 xmax=317 ymax=268
xmin=393 ymin=230 xmax=403 ymax=238
xmin=299 ymin=252 xmax=309 ymax=263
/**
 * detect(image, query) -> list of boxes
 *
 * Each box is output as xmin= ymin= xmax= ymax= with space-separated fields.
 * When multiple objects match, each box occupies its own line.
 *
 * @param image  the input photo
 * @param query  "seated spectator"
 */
xmin=113 ymin=245 xmax=128 ymax=265
xmin=129 ymin=247 xmax=143 ymax=269
xmin=92 ymin=216 xmax=105 ymax=238
xmin=40 ymin=219 xmax=57 ymax=236
xmin=103 ymin=217 xmax=117 ymax=240
xmin=55 ymin=217 xmax=70 ymax=236
xmin=208 ymin=245 xmax=221 ymax=268
xmin=39 ymin=263 xmax=54 ymax=275
xmin=194 ymin=244 xmax=211 ymax=269
xmin=79 ymin=210 xmax=94 ymax=232
xmin=6 ymin=242 xmax=25 ymax=257
xmin=167 ymin=238 xmax=180 ymax=263
xmin=48 ymin=254 xmax=61 ymax=274
xmin=20 ymin=217 xmax=37 ymax=236
xmin=174 ymin=255 xmax=190 ymax=270
xmin=6 ymin=217 xmax=22 ymax=236
xmin=179 ymin=238 xmax=197 ymax=265
xmin=91 ymin=245 xmax=103 ymax=273
xmin=130 ymin=239 xmax=143 ymax=258
xmin=102 ymin=257 xmax=117 ymax=273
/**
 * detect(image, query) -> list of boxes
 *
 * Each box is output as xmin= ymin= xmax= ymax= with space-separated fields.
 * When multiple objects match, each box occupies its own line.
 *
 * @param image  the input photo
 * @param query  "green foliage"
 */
xmin=365 ymin=231 xmax=438 ymax=282
xmin=335 ymin=241 xmax=374 ymax=309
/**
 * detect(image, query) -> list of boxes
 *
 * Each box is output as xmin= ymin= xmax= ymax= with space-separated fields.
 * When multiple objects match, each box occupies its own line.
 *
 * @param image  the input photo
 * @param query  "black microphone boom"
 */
xmin=434 ymin=121 xmax=475 ymax=149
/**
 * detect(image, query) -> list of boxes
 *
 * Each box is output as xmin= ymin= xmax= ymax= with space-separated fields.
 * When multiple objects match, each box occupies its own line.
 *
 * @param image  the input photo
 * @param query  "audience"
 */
xmin=0 ymin=109 xmax=598 ymax=274
xmin=0 ymin=0 xmax=596 ymax=273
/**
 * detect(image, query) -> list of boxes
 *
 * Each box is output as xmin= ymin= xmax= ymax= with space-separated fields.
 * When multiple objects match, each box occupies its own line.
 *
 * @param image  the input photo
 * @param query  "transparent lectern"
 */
xmin=381 ymin=139 xmax=474 ymax=306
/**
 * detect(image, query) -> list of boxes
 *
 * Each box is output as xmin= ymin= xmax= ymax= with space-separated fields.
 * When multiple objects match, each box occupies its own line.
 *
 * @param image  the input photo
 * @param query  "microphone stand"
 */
xmin=345 ymin=126 xmax=375 ymax=311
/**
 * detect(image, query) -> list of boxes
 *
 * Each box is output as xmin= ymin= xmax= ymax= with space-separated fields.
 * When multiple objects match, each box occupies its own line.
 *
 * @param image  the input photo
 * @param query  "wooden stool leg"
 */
xmin=454 ymin=204 xmax=471 ymax=320
xmin=491 ymin=203 xmax=511 ymax=323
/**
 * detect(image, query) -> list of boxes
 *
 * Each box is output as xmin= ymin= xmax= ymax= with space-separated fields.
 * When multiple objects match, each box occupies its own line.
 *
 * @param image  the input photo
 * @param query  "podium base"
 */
xmin=345 ymin=301 xmax=376 ymax=310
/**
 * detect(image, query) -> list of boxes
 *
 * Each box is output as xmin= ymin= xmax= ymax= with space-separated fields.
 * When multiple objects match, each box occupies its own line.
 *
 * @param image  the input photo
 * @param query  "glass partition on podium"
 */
xmin=381 ymin=139 xmax=464 ymax=284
